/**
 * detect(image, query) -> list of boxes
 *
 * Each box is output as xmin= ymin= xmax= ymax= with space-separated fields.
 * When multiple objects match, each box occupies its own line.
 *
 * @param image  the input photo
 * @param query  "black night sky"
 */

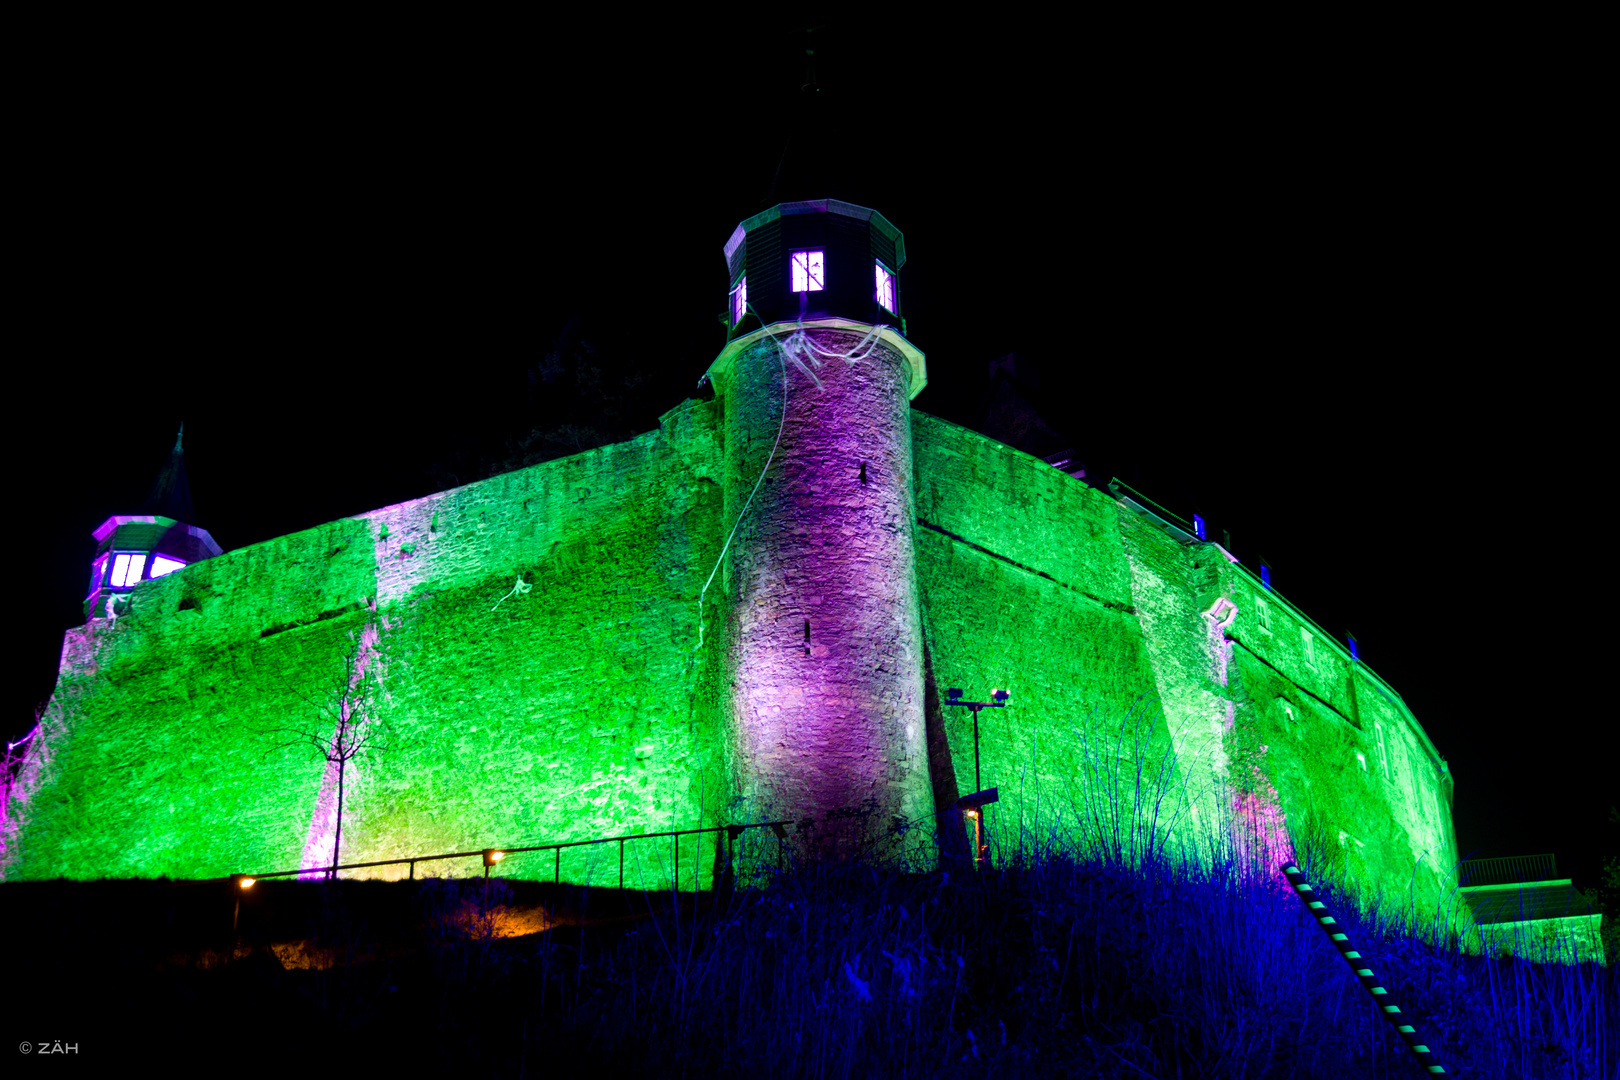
xmin=11 ymin=18 xmax=1608 ymax=895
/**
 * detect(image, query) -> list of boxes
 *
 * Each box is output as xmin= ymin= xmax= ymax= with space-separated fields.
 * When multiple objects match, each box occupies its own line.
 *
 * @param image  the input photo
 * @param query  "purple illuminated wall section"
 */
xmin=299 ymin=611 xmax=387 ymax=877
xmin=711 ymin=323 xmax=932 ymax=867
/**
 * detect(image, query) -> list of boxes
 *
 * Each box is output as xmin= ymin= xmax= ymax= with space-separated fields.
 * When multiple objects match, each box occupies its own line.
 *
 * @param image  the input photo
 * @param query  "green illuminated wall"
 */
xmin=910 ymin=410 xmax=1458 ymax=918
xmin=6 ymin=393 xmax=1457 ymax=921
xmin=9 ymin=402 xmax=732 ymax=889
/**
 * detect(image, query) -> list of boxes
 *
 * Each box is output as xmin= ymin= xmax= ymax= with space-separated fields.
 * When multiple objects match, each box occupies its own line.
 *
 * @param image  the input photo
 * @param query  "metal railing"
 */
xmin=1459 ymin=853 xmax=1559 ymax=888
xmin=233 ymin=818 xmax=796 ymax=889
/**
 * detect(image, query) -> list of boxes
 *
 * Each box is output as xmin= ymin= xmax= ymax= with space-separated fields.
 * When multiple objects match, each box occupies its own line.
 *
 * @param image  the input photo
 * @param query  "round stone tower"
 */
xmin=705 ymin=200 xmax=934 ymax=867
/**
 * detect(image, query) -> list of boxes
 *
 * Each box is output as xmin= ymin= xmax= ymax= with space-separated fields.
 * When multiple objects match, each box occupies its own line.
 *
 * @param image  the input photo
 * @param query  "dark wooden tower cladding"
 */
xmin=724 ymin=199 xmax=906 ymax=334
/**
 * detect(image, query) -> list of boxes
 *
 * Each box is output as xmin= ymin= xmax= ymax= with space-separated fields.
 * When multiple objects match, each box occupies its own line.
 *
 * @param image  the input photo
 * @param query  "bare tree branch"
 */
xmin=257 ymin=622 xmax=393 ymax=877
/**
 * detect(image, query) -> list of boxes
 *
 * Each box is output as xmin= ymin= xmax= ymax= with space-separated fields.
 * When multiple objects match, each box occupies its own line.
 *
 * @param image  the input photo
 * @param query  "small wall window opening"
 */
xmin=109 ymin=552 xmax=147 ymax=588
xmin=1205 ymin=596 xmax=1237 ymax=628
xmin=149 ymin=555 xmax=187 ymax=578
xmin=1355 ymin=752 xmax=1367 ymax=772
xmin=87 ymin=555 xmax=107 ymax=598
xmin=1301 ymin=628 xmax=1316 ymax=670
xmin=731 ymin=276 xmax=747 ymax=326
xmin=874 ymin=260 xmax=896 ymax=313
xmin=790 ymin=250 xmax=825 ymax=293
xmin=1256 ymin=595 xmax=1272 ymax=633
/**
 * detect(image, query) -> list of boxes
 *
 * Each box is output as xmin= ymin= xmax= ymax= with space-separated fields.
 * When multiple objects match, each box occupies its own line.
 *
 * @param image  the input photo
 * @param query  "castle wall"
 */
xmin=1215 ymin=566 xmax=1459 ymax=916
xmin=8 ymin=403 xmax=731 ymax=888
xmin=8 ymin=392 xmax=1456 ymax=920
xmin=908 ymin=412 xmax=1169 ymax=858
xmin=908 ymin=411 xmax=1458 ymax=921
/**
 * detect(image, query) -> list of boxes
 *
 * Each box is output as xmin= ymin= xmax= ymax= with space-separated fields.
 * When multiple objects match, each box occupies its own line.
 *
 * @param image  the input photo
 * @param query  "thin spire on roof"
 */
xmin=139 ymin=423 xmax=197 ymax=524
xmin=763 ymin=23 xmax=845 ymax=207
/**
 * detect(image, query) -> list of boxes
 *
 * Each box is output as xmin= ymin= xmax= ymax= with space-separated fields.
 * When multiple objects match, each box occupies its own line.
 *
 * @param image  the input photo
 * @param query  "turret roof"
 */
xmin=138 ymin=424 xmax=196 ymax=524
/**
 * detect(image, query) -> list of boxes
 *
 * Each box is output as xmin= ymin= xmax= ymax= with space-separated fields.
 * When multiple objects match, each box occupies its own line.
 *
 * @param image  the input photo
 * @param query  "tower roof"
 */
xmin=138 ymin=424 xmax=196 ymax=524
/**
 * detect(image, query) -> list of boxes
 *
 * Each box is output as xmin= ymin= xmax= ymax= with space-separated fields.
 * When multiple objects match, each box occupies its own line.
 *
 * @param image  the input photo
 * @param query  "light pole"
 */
xmin=943 ymin=687 xmax=1008 ymax=795
xmin=944 ymin=687 xmax=1009 ymax=870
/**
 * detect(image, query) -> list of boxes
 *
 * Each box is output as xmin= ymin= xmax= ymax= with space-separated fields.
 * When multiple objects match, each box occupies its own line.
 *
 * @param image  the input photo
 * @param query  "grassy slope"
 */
xmin=4 ymin=844 xmax=1615 ymax=1078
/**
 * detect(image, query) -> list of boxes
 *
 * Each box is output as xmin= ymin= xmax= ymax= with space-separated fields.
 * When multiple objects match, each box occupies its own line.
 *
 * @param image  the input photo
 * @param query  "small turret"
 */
xmin=85 ymin=425 xmax=222 ymax=621
xmin=723 ymin=199 xmax=906 ymax=335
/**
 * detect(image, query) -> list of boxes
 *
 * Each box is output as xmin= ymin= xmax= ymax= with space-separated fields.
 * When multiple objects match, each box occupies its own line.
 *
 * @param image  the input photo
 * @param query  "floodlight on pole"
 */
xmin=943 ymin=687 xmax=1009 ymax=869
xmin=942 ymin=687 xmax=1009 ymax=794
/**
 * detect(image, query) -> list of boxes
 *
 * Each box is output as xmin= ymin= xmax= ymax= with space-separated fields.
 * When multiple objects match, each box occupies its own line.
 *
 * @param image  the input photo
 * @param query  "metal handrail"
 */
xmin=1458 ymin=853 xmax=1559 ymax=888
xmin=234 ymin=818 xmax=796 ymax=889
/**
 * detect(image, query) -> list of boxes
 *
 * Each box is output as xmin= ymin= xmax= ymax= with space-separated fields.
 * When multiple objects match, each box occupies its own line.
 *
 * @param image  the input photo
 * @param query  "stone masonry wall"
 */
xmin=910 ymin=412 xmax=1171 ymax=861
xmin=9 ymin=392 xmax=1455 ymax=921
xmin=909 ymin=410 xmax=1457 ymax=925
xmin=1217 ymin=565 xmax=1458 ymax=917
xmin=9 ymin=401 xmax=730 ymax=889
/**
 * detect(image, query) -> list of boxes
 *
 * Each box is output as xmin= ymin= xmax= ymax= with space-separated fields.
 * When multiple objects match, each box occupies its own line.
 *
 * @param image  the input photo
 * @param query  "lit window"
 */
xmin=1355 ymin=752 xmax=1367 ymax=772
xmin=790 ymin=250 xmax=825 ymax=292
xmin=731 ymin=276 xmax=747 ymax=326
xmin=150 ymin=555 xmax=187 ymax=578
xmin=1256 ymin=596 xmax=1271 ymax=633
xmin=875 ymin=261 xmax=895 ymax=313
xmin=1301 ymin=628 xmax=1316 ymax=670
xmin=109 ymin=552 xmax=147 ymax=588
